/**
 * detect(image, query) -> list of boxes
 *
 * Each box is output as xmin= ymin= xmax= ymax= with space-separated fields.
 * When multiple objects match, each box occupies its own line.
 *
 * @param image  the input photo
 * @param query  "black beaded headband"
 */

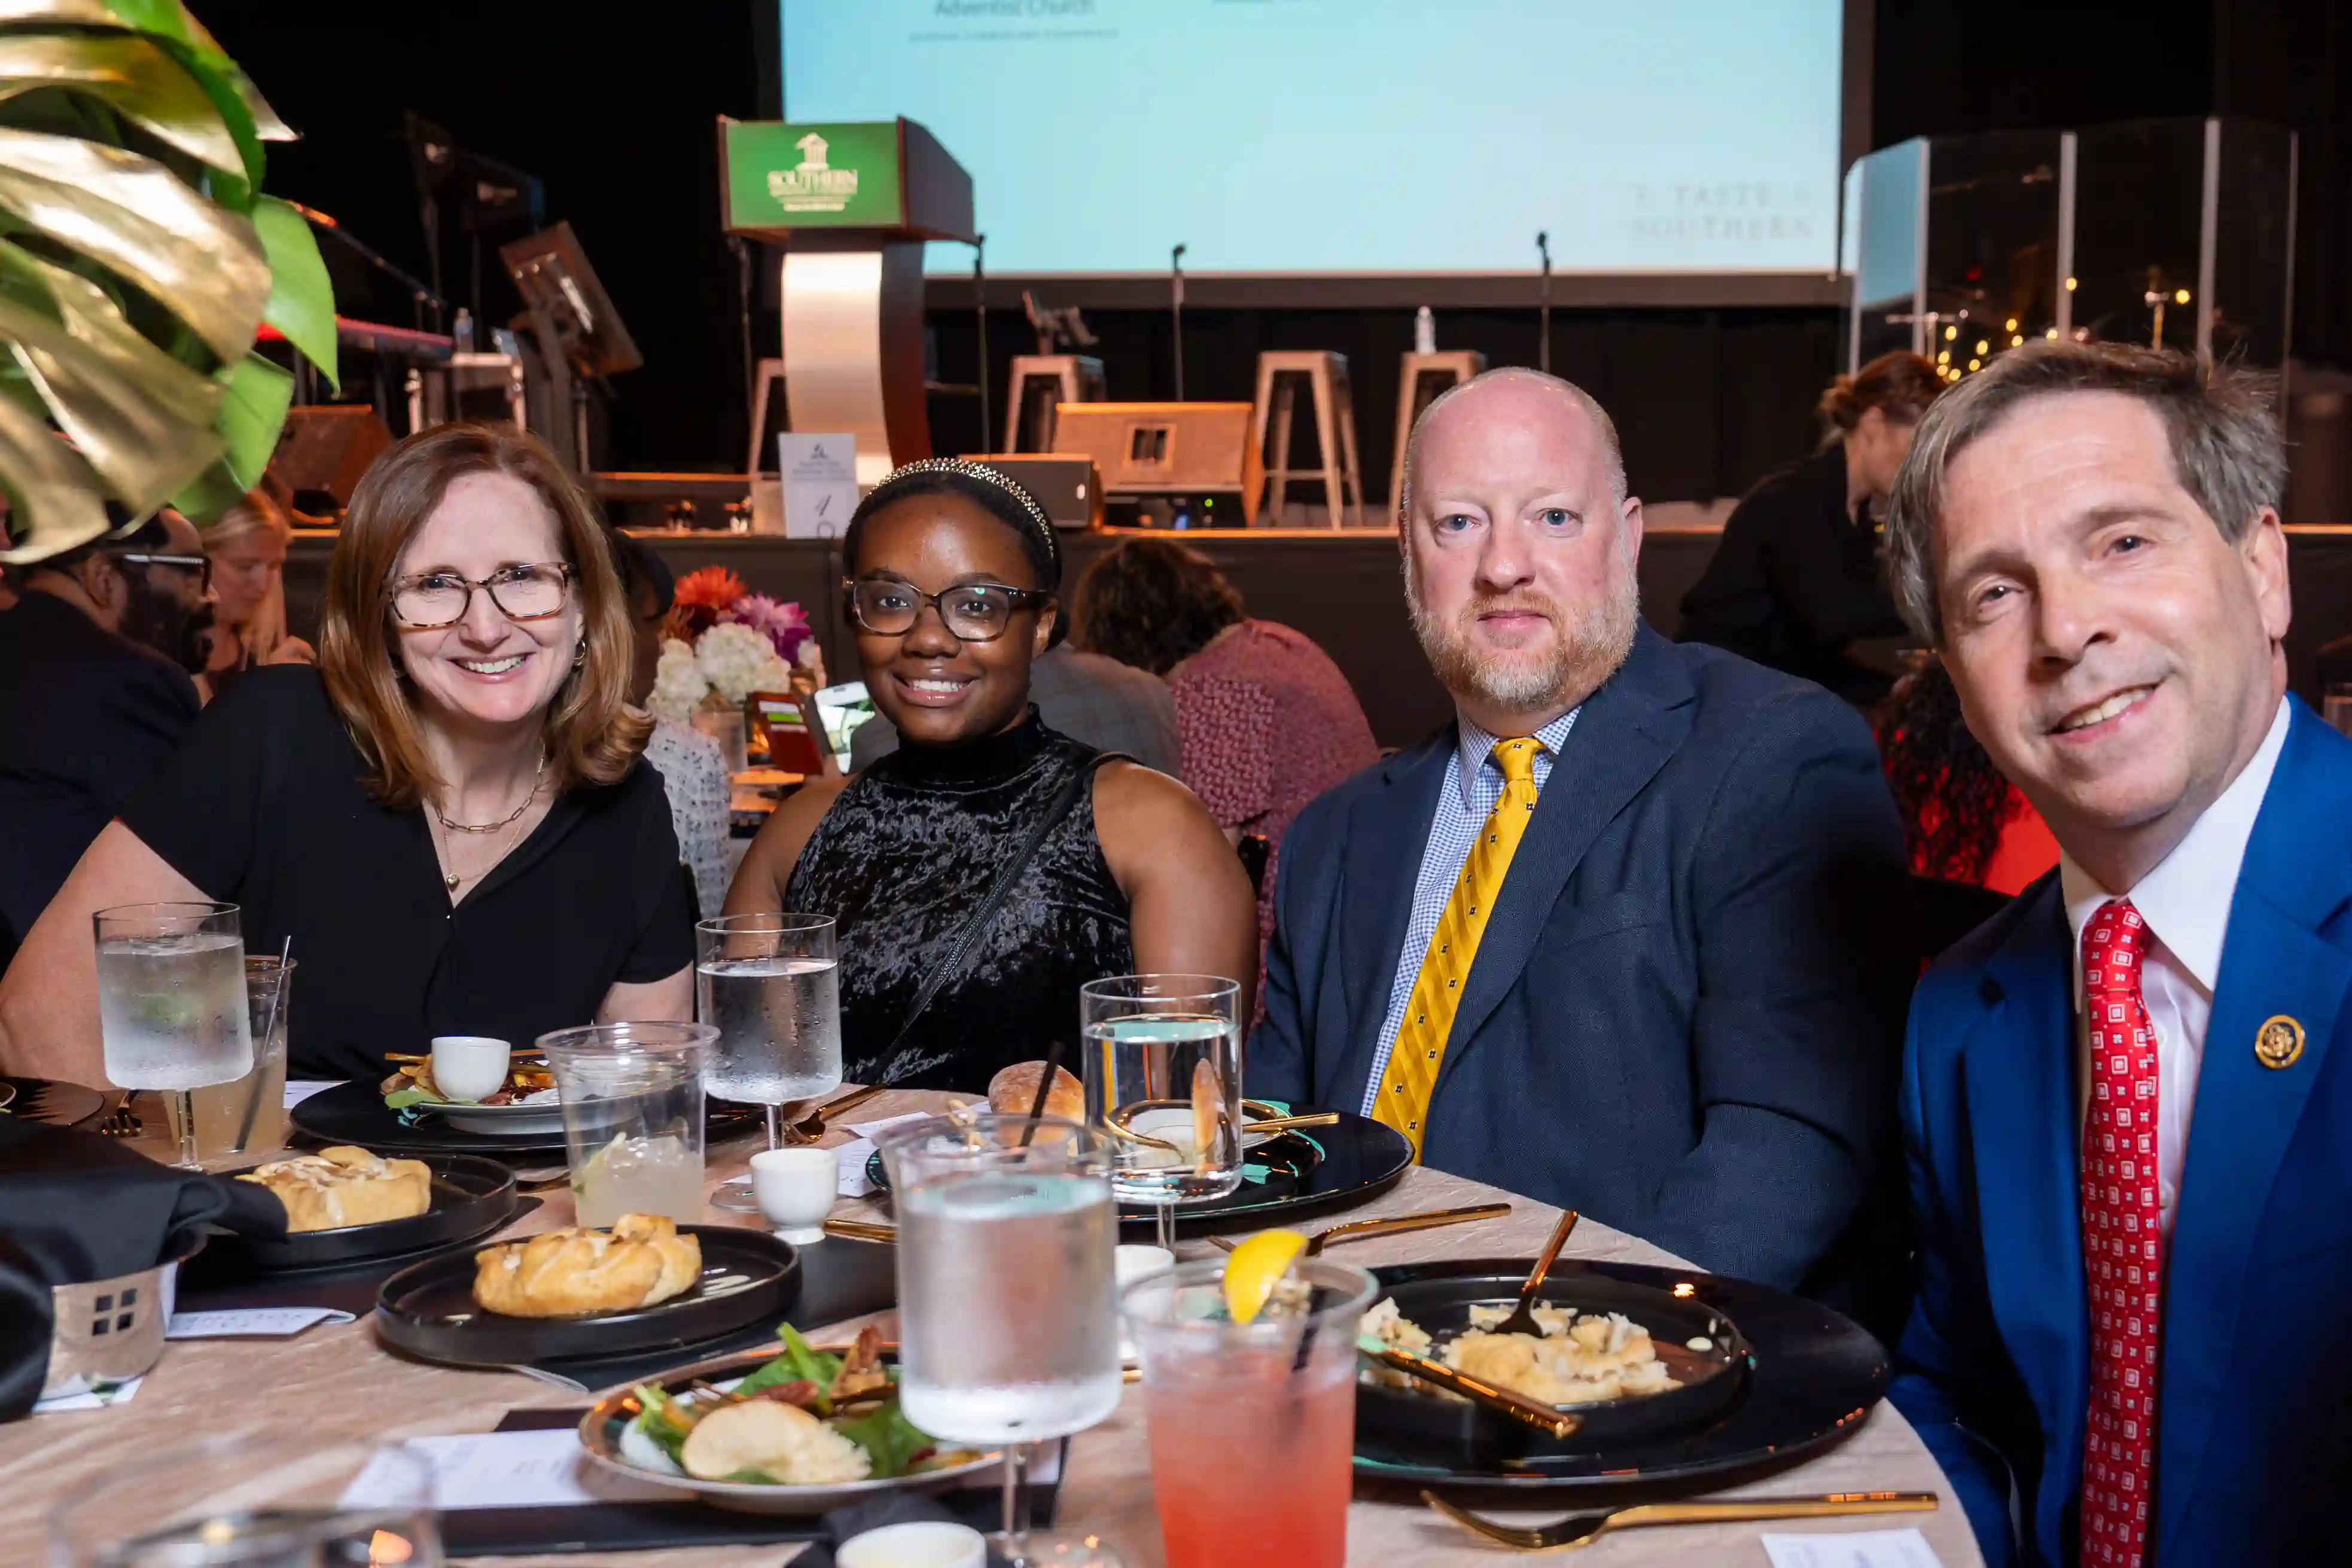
xmin=866 ymin=457 xmax=1060 ymax=567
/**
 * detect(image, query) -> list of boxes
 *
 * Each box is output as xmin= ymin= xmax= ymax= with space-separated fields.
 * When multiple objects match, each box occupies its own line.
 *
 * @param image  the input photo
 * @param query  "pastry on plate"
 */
xmin=987 ymin=1060 xmax=1083 ymax=1120
xmin=237 ymin=1146 xmax=433 ymax=1233
xmin=472 ymin=1212 xmax=702 ymax=1318
xmin=679 ymin=1398 xmax=872 ymax=1485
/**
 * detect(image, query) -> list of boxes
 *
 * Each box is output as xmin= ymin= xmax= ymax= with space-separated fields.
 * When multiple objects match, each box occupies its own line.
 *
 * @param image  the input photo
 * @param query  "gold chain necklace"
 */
xmin=434 ymin=753 xmax=547 ymax=894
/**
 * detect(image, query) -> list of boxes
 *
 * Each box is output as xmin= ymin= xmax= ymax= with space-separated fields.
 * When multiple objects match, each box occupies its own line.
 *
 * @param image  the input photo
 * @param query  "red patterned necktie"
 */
xmin=2078 ymin=898 xmax=2162 ymax=1567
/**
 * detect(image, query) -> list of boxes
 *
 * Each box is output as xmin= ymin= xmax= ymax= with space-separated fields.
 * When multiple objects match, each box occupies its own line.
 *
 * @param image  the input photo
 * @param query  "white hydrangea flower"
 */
xmin=696 ymin=622 xmax=793 ymax=705
xmin=645 ymin=637 xmax=707 ymax=721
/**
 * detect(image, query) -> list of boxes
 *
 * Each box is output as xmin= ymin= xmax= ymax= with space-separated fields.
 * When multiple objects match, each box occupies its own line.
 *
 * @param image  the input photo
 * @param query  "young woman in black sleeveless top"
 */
xmin=727 ymin=461 xmax=1256 ymax=1091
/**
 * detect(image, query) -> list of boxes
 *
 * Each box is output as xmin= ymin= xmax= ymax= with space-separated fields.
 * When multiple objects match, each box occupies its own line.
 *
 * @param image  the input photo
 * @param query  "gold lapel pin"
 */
xmin=2254 ymin=1015 xmax=2305 ymax=1070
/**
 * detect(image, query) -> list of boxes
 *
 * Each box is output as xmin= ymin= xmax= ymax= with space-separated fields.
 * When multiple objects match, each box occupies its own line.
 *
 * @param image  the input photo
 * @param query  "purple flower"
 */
xmin=721 ymin=594 xmax=814 ymax=662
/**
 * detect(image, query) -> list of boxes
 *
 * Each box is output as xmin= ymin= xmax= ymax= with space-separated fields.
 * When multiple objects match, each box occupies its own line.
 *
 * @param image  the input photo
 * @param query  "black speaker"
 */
xmin=962 ymin=454 xmax=1101 ymax=530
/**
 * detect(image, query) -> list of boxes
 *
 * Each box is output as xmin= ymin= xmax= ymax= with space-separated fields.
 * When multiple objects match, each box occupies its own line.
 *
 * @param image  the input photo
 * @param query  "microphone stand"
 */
xmin=292 ymin=204 xmax=449 ymax=333
xmin=1535 ymin=230 xmax=1552 ymax=374
xmin=973 ymin=234 xmax=991 ymax=453
xmin=730 ymin=235 xmax=754 ymax=420
xmin=1171 ymin=242 xmax=1187 ymax=401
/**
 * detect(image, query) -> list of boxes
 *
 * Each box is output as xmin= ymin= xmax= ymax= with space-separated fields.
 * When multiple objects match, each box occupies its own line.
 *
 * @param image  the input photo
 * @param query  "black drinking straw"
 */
xmin=1016 ymin=1037 xmax=1069 ymax=1146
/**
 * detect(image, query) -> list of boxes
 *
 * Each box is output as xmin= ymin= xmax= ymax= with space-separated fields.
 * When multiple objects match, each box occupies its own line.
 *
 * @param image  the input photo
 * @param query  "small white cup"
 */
xmin=836 ymin=1520 xmax=987 ymax=1568
xmin=429 ymin=1035 xmax=511 ymax=1104
xmin=1113 ymin=1243 xmax=1174 ymax=1363
xmin=749 ymin=1146 xmax=837 ymax=1244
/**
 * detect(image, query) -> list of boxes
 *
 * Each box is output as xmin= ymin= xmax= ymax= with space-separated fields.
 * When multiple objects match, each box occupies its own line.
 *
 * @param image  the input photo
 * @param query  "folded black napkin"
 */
xmin=0 ymin=1114 xmax=288 ymax=1419
xmin=789 ymin=1494 xmax=1013 ymax=1568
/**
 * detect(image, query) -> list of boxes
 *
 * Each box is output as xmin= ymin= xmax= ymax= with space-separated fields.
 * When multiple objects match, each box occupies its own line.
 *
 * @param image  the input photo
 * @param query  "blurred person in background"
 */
xmin=1678 ymin=350 xmax=1945 ymax=704
xmin=1072 ymin=536 xmax=1377 ymax=966
xmin=0 ymin=513 xmax=208 ymax=967
xmin=614 ymin=529 xmax=731 ymax=919
xmin=0 ymin=423 xmax=693 ymax=1083
xmin=1876 ymin=656 xmax=2059 ymax=896
xmin=198 ymin=489 xmax=313 ymax=702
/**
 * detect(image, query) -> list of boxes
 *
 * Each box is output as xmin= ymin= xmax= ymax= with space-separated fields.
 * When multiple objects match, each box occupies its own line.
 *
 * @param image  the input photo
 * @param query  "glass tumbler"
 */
xmin=1080 ymin=973 xmax=1245 ymax=1249
xmin=540 ymin=1020 xmax=717 ymax=1227
xmin=696 ymin=911 xmax=842 ymax=1212
xmin=1124 ymin=1258 xmax=1377 ymax=1568
xmin=51 ymin=1433 xmax=440 ymax=1567
xmin=93 ymin=900 xmax=252 ymax=1169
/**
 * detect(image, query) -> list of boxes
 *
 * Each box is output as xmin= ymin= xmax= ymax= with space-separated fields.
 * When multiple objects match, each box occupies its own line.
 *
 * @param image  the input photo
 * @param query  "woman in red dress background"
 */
xmin=1073 ymin=539 xmax=1379 ymax=981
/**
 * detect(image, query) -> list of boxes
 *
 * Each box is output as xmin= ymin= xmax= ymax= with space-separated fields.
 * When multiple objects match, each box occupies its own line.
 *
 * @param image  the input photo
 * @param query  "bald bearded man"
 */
xmin=1250 ymin=369 xmax=1917 ymax=1290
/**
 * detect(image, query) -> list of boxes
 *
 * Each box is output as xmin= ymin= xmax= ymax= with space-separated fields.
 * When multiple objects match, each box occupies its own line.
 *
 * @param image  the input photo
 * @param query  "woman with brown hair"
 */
xmin=0 ymin=423 xmax=694 ymax=1082
xmin=1677 ymin=349 xmax=1946 ymax=704
xmin=197 ymin=488 xmax=313 ymax=702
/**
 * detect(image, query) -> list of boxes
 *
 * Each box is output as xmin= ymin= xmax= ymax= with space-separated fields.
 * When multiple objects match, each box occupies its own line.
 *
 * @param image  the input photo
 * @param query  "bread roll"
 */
xmin=988 ymin=1060 xmax=1083 ymax=1121
xmin=237 ymin=1146 xmax=432 ymax=1232
xmin=471 ymin=1212 xmax=702 ymax=1317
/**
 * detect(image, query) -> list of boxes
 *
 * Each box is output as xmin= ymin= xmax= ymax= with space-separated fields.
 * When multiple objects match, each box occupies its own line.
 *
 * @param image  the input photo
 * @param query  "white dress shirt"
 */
xmin=2058 ymin=696 xmax=2290 ymax=1235
xmin=1361 ymin=706 xmax=1583 ymax=1112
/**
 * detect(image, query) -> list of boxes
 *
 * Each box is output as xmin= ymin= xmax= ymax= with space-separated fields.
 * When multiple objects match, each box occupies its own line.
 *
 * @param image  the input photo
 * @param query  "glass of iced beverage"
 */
xmin=93 ymin=901 xmax=252 ymax=1169
xmin=540 ymin=1021 xmax=716 ymax=1227
xmin=1123 ymin=1257 xmax=1376 ymax=1568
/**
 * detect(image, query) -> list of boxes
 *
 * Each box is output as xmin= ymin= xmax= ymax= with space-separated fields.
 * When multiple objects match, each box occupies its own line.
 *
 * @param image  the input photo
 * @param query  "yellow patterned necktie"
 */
xmin=1373 ymin=736 xmax=1543 ymax=1161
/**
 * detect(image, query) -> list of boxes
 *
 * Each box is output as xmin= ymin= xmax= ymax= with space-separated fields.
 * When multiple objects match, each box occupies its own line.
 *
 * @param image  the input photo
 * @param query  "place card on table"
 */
xmin=1760 ymin=1527 xmax=1942 ymax=1568
xmin=835 ymin=1112 xmax=932 ymax=1198
xmin=166 ymin=1307 xmax=355 ymax=1340
xmin=33 ymin=1375 xmax=142 ymax=1414
xmin=341 ymin=1429 xmax=674 ymax=1511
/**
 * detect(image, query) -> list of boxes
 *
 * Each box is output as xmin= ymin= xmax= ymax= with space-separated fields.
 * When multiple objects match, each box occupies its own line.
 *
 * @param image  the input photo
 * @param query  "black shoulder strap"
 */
xmin=877 ymin=751 xmax=1132 ymax=1081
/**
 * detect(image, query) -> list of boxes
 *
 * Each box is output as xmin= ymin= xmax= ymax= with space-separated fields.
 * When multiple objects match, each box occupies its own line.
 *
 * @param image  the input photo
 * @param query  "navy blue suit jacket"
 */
xmin=1890 ymin=698 xmax=2352 ymax=1566
xmin=0 ymin=592 xmax=197 ymax=960
xmin=1250 ymin=628 xmax=1915 ymax=1288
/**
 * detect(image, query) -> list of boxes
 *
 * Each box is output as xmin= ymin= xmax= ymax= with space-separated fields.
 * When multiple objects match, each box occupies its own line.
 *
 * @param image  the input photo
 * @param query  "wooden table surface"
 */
xmin=0 ymin=1090 xmax=1983 ymax=1567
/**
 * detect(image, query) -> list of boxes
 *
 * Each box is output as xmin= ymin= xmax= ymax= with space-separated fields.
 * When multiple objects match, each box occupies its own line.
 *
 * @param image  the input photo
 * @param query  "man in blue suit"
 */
xmin=1250 ymin=368 xmax=1916 ymax=1291
xmin=1882 ymin=340 xmax=2348 ymax=1566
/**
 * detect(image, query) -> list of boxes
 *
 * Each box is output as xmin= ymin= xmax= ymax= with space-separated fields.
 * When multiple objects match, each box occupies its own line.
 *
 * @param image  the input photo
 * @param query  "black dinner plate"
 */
xmin=1352 ymin=1257 xmax=1888 ymax=1494
xmin=212 ymin=1152 xmax=518 ymax=1271
xmin=291 ymin=1077 xmax=764 ymax=1158
xmin=376 ymin=1225 xmax=801 ymax=1366
xmin=863 ymin=1107 xmax=1413 ymax=1237
xmin=0 ymin=1075 xmax=107 ymax=1128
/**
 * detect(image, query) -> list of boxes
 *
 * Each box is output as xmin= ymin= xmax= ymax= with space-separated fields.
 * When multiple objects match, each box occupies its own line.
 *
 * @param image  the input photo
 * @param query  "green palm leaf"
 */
xmin=0 ymin=1 xmax=331 ymax=563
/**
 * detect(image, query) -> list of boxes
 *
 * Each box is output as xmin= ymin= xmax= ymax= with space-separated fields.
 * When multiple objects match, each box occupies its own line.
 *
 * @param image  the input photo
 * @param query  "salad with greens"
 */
xmin=623 ymin=1325 xmax=982 ymax=1487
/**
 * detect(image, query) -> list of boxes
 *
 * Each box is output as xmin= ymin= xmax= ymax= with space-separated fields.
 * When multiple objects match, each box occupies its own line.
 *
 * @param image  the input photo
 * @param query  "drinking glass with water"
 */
xmin=163 ymin=954 xmax=296 ymax=1164
xmin=93 ymin=901 xmax=252 ymax=1169
xmin=540 ymin=1021 xmax=716 ymax=1228
xmin=696 ymin=912 xmax=842 ymax=1212
xmin=1080 ymin=974 xmax=1245 ymax=1250
xmin=878 ymin=1112 xmax=1125 ymax=1568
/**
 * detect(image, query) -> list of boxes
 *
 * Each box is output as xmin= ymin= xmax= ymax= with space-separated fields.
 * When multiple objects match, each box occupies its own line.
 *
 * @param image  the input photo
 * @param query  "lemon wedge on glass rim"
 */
xmin=1222 ymin=1228 xmax=1309 ymax=1323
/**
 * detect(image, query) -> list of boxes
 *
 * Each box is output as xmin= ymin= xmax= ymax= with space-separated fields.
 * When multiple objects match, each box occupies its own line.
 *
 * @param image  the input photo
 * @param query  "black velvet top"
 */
xmin=785 ymin=710 xmax=1135 ymax=1090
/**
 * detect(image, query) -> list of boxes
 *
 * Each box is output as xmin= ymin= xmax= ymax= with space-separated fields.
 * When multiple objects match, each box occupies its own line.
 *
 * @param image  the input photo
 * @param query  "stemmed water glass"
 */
xmin=92 ymin=901 xmax=253 ymax=1169
xmin=878 ymin=1112 xmax=1125 ymax=1568
xmin=1079 ymin=974 xmax=1245 ymax=1251
xmin=696 ymin=912 xmax=842 ymax=1211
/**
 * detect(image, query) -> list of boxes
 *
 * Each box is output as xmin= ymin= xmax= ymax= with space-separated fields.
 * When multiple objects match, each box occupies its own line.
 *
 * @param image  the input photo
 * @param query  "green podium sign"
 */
xmin=720 ymin=118 xmax=973 ymax=242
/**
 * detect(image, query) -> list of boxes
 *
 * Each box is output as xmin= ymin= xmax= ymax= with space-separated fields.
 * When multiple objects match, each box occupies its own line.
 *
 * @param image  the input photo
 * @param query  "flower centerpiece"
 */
xmin=645 ymin=568 xmax=827 ymax=768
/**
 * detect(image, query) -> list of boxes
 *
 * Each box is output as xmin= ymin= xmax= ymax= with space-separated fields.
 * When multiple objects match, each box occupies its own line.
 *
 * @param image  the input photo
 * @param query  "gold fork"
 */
xmin=1207 ymin=1202 xmax=1512 ymax=1256
xmin=1423 ymin=1488 xmax=1939 ymax=1552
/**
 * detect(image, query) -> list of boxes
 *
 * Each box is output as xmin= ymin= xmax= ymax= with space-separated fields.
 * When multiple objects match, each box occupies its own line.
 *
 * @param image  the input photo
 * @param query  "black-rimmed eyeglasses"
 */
xmin=843 ymin=576 xmax=1052 ymax=643
xmin=114 ymin=551 xmax=211 ymax=590
xmin=389 ymin=562 xmax=575 ymax=629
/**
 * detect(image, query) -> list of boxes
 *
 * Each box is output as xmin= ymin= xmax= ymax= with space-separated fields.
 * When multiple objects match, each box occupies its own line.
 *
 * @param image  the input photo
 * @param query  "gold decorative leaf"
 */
xmin=0 ymin=32 xmax=244 ymax=174
xmin=0 ymin=124 xmax=266 ymax=363
xmin=0 ymin=385 xmax=110 ymax=562
xmin=0 ymin=237 xmax=224 ymax=511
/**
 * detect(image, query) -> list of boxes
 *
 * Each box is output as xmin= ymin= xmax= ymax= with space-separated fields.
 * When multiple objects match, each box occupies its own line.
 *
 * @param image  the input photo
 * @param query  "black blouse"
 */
xmin=784 ymin=710 xmax=1135 ymax=1091
xmin=119 ymin=667 xmax=694 ymax=1080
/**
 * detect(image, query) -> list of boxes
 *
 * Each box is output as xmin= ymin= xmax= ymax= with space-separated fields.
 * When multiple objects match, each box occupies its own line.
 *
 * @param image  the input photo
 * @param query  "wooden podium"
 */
xmin=720 ymin=118 xmax=974 ymax=485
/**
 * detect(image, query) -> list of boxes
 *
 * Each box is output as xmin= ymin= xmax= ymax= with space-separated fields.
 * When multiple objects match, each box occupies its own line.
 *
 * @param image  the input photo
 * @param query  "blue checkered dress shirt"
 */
xmin=1360 ymin=705 xmax=1583 ymax=1113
